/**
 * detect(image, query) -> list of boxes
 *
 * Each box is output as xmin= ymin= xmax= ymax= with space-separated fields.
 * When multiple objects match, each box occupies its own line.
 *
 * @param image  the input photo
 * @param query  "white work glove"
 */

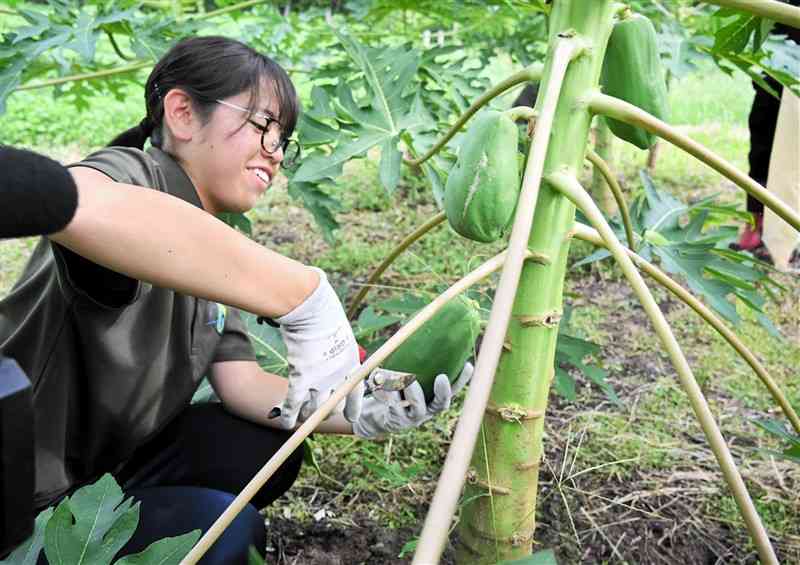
xmin=271 ymin=267 xmax=363 ymax=429
xmin=353 ymin=362 xmax=474 ymax=439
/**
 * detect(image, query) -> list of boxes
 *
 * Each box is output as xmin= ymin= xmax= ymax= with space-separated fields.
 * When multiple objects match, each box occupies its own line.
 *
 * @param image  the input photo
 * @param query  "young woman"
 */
xmin=0 ymin=37 xmax=470 ymax=563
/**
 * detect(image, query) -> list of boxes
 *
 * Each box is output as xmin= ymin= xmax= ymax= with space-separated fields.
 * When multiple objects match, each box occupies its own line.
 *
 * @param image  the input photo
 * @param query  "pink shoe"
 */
xmin=730 ymin=213 xmax=763 ymax=251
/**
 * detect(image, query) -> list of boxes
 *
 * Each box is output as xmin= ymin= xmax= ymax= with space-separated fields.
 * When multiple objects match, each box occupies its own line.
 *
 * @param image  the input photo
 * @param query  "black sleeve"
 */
xmin=0 ymin=147 xmax=78 ymax=238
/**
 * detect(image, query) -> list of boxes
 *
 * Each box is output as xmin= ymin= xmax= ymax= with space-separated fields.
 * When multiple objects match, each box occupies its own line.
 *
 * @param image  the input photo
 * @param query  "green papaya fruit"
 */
xmin=444 ymin=110 xmax=520 ymax=243
xmin=383 ymin=295 xmax=481 ymax=401
xmin=600 ymin=13 xmax=670 ymax=150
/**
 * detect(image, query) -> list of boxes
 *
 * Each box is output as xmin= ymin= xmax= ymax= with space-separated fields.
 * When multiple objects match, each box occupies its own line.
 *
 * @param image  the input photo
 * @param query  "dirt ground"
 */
xmin=259 ymin=273 xmax=799 ymax=565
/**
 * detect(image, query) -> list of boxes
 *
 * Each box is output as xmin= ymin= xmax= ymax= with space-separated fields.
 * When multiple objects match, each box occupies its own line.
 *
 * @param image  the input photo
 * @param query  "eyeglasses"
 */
xmin=215 ymin=99 xmax=300 ymax=168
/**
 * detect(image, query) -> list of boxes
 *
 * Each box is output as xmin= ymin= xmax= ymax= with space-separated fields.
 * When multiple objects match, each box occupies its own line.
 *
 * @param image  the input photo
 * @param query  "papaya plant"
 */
xmin=5 ymin=1 xmax=800 ymax=563
xmin=178 ymin=2 xmax=799 ymax=564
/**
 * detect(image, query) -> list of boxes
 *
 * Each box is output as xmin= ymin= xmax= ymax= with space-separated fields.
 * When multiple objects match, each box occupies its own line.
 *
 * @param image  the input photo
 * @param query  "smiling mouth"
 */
xmin=251 ymin=168 xmax=271 ymax=185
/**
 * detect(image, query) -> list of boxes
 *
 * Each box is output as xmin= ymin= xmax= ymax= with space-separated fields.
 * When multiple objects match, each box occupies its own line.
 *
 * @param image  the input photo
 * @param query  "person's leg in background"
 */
xmin=732 ymin=76 xmax=782 ymax=253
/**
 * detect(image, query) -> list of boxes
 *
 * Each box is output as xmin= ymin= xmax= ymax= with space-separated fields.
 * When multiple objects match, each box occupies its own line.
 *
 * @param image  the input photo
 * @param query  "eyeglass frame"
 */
xmin=215 ymin=99 xmax=300 ymax=167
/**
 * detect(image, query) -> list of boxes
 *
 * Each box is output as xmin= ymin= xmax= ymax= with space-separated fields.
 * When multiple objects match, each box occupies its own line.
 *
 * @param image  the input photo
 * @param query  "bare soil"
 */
xmin=258 ymin=270 xmax=799 ymax=564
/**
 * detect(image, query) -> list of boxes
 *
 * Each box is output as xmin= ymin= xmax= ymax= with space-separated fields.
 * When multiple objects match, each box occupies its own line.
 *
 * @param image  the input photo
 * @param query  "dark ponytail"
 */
xmin=107 ymin=116 xmax=156 ymax=149
xmin=106 ymin=36 xmax=298 ymax=150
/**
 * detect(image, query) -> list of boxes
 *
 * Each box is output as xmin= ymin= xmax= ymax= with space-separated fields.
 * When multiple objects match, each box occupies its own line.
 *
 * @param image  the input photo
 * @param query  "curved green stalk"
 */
xmin=181 ymin=249 xmax=521 ymax=565
xmin=408 ymin=64 xmax=544 ymax=167
xmin=14 ymin=61 xmax=152 ymax=92
xmin=104 ymin=30 xmax=134 ymax=61
xmin=414 ymin=35 xmax=586 ymax=565
xmin=586 ymin=149 xmax=635 ymax=250
xmin=589 ymin=93 xmax=800 ymax=233
xmin=188 ymin=0 xmax=269 ymax=20
xmin=703 ymin=0 xmax=800 ymax=28
xmin=551 ymin=172 xmax=778 ymax=565
xmin=572 ymin=222 xmax=800 ymax=435
xmin=347 ymin=212 xmax=446 ymax=320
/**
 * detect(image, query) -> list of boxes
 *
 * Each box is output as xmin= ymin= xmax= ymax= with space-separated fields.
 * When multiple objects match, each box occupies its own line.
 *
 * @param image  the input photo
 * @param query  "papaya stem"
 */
xmin=408 ymin=64 xmax=544 ymax=167
xmin=188 ymin=0 xmax=269 ymax=20
xmin=590 ymin=93 xmax=800 ymax=233
xmin=347 ymin=212 xmax=446 ymax=320
xmin=14 ymin=61 xmax=153 ymax=92
xmin=104 ymin=30 xmax=134 ymax=61
xmin=551 ymin=172 xmax=778 ymax=565
xmin=585 ymin=149 xmax=635 ymax=250
xmin=703 ymin=0 xmax=800 ymax=28
xmin=573 ymin=222 xmax=800 ymax=435
xmin=180 ymin=248 xmax=525 ymax=565
xmin=412 ymin=37 xmax=583 ymax=565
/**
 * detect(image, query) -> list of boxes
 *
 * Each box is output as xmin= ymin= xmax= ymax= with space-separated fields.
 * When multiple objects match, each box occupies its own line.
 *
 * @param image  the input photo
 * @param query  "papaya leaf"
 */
xmin=0 ymin=508 xmax=53 ymax=565
xmin=297 ymin=114 xmax=340 ymax=147
xmin=353 ymin=306 xmax=402 ymax=340
xmin=243 ymin=312 xmax=288 ymax=377
xmin=379 ymin=135 xmax=402 ymax=194
xmin=373 ymin=294 xmax=430 ymax=315
xmin=44 ymin=474 xmax=139 ymax=565
xmin=12 ymin=9 xmax=50 ymax=44
xmin=292 ymin=30 xmax=421 ymax=194
xmin=64 ymin=10 xmax=100 ymax=62
xmin=190 ymin=378 xmax=217 ymax=404
xmin=114 ymin=530 xmax=200 ymax=565
xmin=286 ymin=180 xmax=341 ymax=245
xmin=554 ymin=367 xmax=577 ymax=402
xmin=754 ymin=419 xmax=800 ymax=464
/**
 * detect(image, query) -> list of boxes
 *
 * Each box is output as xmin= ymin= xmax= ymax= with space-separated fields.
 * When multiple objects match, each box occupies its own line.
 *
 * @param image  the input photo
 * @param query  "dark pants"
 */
xmin=747 ymin=76 xmax=783 ymax=214
xmin=38 ymin=403 xmax=304 ymax=564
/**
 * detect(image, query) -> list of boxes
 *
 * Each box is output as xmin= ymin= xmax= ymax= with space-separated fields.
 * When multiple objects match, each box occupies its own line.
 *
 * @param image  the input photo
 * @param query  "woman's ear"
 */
xmin=162 ymin=89 xmax=197 ymax=143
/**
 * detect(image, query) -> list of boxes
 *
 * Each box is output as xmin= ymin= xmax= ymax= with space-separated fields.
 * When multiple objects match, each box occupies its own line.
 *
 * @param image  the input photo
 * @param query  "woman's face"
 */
xmin=183 ymin=86 xmax=285 ymax=215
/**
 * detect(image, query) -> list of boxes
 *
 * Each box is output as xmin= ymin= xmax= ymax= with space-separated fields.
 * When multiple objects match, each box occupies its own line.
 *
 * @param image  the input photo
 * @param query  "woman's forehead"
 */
xmin=225 ymin=81 xmax=280 ymax=119
xmin=255 ymin=79 xmax=281 ymax=118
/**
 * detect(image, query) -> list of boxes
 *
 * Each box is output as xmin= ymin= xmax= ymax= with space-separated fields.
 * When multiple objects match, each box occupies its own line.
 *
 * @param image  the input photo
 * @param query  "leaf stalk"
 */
xmin=408 ymin=64 xmax=544 ymax=167
xmin=550 ymin=172 xmax=778 ymax=565
xmin=573 ymin=222 xmax=800 ymax=435
xmin=347 ymin=212 xmax=446 ymax=320
xmin=589 ymin=93 xmax=800 ymax=233
xmin=585 ymin=149 xmax=635 ymax=250
xmin=703 ymin=0 xmax=800 ymax=28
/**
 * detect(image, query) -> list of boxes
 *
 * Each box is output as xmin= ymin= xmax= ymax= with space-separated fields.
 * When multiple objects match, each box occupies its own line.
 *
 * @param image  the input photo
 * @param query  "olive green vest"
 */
xmin=0 ymin=146 xmax=255 ymax=508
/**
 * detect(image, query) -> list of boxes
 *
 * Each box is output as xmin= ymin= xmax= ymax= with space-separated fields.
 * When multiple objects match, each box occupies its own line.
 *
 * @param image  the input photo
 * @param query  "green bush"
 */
xmin=0 ymin=83 xmax=145 ymax=152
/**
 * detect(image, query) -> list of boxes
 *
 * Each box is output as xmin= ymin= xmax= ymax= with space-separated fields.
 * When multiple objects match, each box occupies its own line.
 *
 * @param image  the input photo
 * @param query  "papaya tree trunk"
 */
xmin=591 ymin=116 xmax=618 ymax=215
xmin=456 ymin=2 xmax=618 ymax=562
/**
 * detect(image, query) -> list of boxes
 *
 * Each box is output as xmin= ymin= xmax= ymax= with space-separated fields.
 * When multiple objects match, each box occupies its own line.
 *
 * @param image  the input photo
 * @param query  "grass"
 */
xmin=2 ymin=60 xmax=799 ymax=563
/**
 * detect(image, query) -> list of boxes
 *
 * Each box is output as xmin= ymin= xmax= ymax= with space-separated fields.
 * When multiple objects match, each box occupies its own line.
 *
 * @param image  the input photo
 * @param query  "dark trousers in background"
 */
xmin=747 ymin=76 xmax=782 ymax=214
xmin=38 ymin=403 xmax=304 ymax=565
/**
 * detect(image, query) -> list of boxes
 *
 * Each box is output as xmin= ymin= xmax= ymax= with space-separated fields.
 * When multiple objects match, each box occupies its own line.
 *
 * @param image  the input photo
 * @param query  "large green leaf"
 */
xmin=243 ymin=312 xmax=289 ymax=377
xmin=114 ymin=530 xmax=201 ymax=565
xmin=44 ymin=474 xmax=139 ymax=565
xmin=292 ymin=30 xmax=422 ymax=194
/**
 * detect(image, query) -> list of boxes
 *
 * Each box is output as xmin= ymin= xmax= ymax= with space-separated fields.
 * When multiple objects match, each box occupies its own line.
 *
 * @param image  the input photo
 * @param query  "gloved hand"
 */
xmin=353 ymin=362 xmax=474 ymax=439
xmin=272 ymin=267 xmax=363 ymax=429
